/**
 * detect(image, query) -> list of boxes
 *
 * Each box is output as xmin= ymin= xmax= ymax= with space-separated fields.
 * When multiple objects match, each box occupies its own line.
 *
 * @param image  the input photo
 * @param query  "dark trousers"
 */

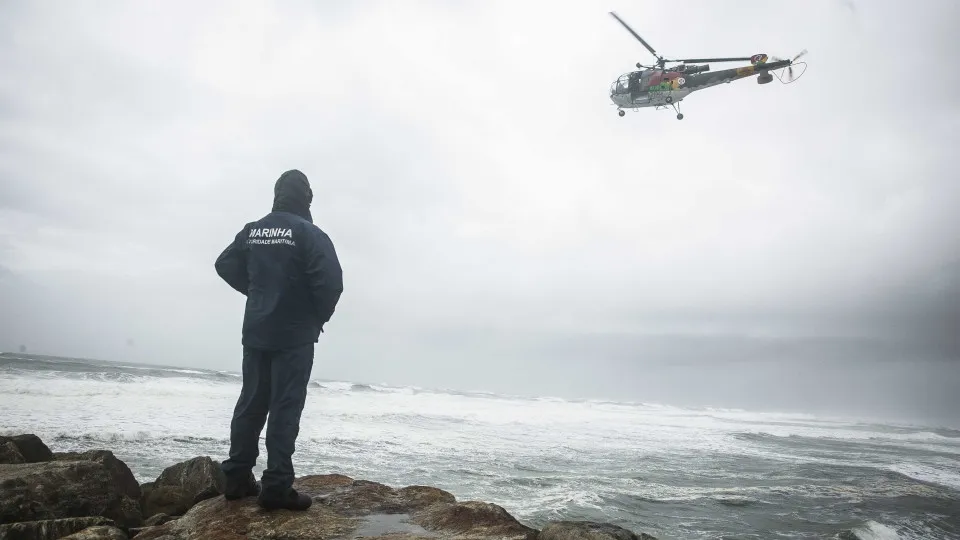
xmin=221 ymin=343 xmax=314 ymax=494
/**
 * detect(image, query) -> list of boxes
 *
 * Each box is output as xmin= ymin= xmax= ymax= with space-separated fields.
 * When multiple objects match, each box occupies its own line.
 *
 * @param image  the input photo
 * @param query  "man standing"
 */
xmin=214 ymin=169 xmax=343 ymax=511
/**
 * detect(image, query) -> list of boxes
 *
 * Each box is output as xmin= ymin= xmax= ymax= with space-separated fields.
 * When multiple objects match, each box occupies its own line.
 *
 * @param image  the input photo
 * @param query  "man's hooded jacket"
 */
xmin=215 ymin=170 xmax=343 ymax=350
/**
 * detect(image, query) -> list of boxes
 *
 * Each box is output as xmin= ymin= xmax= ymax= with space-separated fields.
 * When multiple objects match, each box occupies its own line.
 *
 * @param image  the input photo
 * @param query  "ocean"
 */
xmin=1 ymin=353 xmax=958 ymax=539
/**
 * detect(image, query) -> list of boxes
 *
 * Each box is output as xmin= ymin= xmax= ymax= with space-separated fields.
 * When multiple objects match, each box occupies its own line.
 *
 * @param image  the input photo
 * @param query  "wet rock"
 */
xmin=0 ymin=452 xmax=142 ymax=527
xmin=539 ymin=521 xmax=659 ymax=540
xmin=126 ymin=527 xmax=151 ymax=538
xmin=139 ymin=482 xmax=154 ymax=516
xmin=317 ymin=479 xmax=412 ymax=515
xmin=0 ymin=517 xmax=116 ymax=540
xmin=307 ymin=476 xmax=458 ymax=517
xmin=142 ymin=456 xmax=225 ymax=517
xmin=0 ymin=441 xmax=26 ymax=464
xmin=60 ymin=526 xmax=129 ymax=539
xmin=144 ymin=513 xmax=176 ymax=526
xmin=141 ymin=486 xmax=185 ymax=519
xmin=412 ymin=500 xmax=538 ymax=539
xmin=132 ymin=496 xmax=359 ymax=540
xmin=397 ymin=485 xmax=458 ymax=508
xmin=292 ymin=472 xmax=355 ymax=494
xmin=0 ymin=434 xmax=53 ymax=463
xmin=54 ymin=450 xmax=143 ymax=503
xmin=134 ymin=476 xmax=535 ymax=540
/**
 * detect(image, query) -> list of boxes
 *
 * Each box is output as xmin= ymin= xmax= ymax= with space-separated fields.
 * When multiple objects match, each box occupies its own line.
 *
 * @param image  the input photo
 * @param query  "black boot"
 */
xmin=257 ymin=488 xmax=312 ymax=511
xmin=224 ymin=470 xmax=261 ymax=500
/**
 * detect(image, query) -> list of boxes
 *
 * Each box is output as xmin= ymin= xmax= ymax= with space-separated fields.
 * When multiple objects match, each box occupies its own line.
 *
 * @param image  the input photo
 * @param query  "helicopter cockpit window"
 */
xmin=614 ymin=74 xmax=630 ymax=94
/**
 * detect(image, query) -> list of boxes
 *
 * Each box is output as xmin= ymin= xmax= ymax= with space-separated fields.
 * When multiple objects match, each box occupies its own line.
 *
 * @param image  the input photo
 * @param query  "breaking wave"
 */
xmin=841 ymin=520 xmax=902 ymax=540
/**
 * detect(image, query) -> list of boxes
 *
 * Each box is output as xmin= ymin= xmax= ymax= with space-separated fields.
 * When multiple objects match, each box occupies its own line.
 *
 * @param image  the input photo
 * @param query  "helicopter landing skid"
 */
xmin=617 ymin=103 xmax=683 ymax=120
xmin=652 ymin=101 xmax=684 ymax=120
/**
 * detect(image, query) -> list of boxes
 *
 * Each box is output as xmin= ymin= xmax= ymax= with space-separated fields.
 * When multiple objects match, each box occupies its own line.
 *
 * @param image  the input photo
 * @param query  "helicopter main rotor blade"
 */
xmin=609 ymin=11 xmax=661 ymax=61
xmin=678 ymin=57 xmax=754 ymax=63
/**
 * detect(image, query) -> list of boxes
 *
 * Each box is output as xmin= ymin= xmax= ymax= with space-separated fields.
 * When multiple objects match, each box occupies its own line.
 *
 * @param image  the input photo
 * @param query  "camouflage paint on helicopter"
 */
xmin=608 ymin=10 xmax=805 ymax=119
xmin=648 ymin=53 xmax=772 ymax=94
xmin=641 ymin=54 xmax=790 ymax=98
xmin=678 ymin=58 xmax=788 ymax=91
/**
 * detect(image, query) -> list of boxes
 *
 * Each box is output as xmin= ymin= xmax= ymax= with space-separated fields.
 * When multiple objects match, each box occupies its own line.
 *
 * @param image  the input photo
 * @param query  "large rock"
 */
xmin=134 ymin=474 xmax=537 ymax=540
xmin=0 ymin=441 xmax=26 ymax=464
xmin=540 ymin=521 xmax=660 ymax=540
xmin=306 ymin=478 xmax=456 ymax=516
xmin=139 ymin=482 xmax=154 ymax=516
xmin=0 ymin=517 xmax=116 ymax=540
xmin=60 ymin=526 xmax=128 ymax=540
xmin=53 ymin=451 xmax=142 ymax=495
xmin=142 ymin=456 xmax=225 ymax=517
xmin=0 ymin=434 xmax=53 ymax=463
xmin=0 ymin=451 xmax=142 ymax=527
xmin=412 ymin=500 xmax=538 ymax=539
xmin=130 ymin=497 xmax=356 ymax=540
xmin=144 ymin=513 xmax=176 ymax=526
xmin=292 ymin=473 xmax=354 ymax=493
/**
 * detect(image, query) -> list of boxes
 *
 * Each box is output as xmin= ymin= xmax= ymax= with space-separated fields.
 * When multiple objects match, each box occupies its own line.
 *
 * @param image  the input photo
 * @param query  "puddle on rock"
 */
xmin=350 ymin=513 xmax=437 ymax=538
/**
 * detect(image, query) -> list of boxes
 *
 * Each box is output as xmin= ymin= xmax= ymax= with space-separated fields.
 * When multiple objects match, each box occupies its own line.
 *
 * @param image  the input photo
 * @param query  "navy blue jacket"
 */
xmin=215 ymin=170 xmax=343 ymax=350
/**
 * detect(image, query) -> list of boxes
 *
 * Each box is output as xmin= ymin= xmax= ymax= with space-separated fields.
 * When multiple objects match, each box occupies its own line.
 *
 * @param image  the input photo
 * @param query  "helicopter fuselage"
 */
xmin=607 ymin=11 xmax=805 ymax=119
xmin=610 ymin=57 xmax=792 ymax=111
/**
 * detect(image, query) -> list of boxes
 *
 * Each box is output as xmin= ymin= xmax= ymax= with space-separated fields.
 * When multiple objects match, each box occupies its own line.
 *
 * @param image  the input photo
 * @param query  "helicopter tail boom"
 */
xmin=680 ymin=59 xmax=792 ymax=92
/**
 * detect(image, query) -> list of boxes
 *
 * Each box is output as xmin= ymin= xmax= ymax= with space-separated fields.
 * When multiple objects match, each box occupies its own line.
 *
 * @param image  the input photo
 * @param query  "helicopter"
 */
xmin=608 ymin=11 xmax=807 ymax=119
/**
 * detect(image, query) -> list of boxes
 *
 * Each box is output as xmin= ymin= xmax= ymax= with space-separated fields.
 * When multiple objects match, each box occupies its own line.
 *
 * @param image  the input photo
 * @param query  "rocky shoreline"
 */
xmin=0 ymin=433 xmax=657 ymax=540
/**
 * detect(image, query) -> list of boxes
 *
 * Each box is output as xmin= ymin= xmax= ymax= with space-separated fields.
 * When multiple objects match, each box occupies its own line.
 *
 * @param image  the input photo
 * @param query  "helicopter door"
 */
xmin=637 ymin=71 xmax=652 ymax=92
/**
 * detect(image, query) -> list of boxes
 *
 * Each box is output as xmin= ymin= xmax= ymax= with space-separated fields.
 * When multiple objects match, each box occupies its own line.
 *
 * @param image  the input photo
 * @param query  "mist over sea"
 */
xmin=1 ymin=353 xmax=958 ymax=539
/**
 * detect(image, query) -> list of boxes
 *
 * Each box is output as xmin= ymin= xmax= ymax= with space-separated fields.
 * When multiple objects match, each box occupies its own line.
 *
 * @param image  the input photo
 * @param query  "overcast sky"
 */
xmin=1 ymin=0 xmax=957 ymax=425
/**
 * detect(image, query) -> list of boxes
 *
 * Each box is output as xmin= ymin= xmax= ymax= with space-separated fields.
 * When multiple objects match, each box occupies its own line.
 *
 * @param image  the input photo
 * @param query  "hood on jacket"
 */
xmin=272 ymin=169 xmax=313 ymax=223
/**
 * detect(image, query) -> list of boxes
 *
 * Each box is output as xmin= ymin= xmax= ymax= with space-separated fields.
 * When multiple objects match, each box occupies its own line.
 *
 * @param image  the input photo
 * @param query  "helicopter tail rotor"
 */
xmin=787 ymin=49 xmax=808 ymax=80
xmin=772 ymin=49 xmax=808 ymax=83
